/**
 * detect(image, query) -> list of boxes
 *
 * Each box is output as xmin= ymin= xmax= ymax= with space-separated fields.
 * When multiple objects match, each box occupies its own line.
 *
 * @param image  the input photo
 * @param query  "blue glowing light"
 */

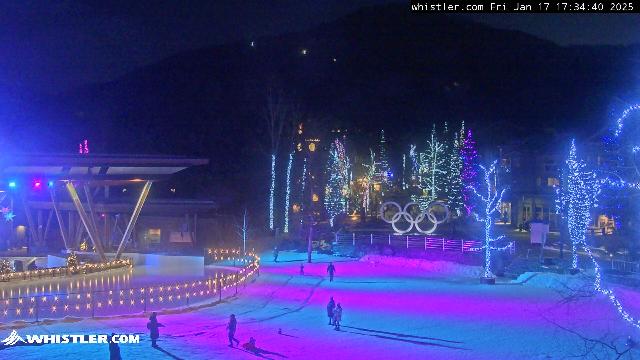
xmin=8 ymin=181 xmax=16 ymax=189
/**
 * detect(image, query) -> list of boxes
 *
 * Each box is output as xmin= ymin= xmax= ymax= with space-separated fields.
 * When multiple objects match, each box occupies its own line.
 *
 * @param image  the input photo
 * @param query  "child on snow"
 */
xmin=146 ymin=312 xmax=164 ymax=348
xmin=333 ymin=304 xmax=342 ymax=330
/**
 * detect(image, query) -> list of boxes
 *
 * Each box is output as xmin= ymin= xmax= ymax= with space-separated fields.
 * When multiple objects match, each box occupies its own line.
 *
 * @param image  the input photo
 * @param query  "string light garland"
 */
xmin=324 ymin=139 xmax=351 ymax=226
xmin=0 ymin=258 xmax=131 ymax=282
xmin=613 ymin=104 xmax=640 ymax=137
xmin=423 ymin=124 xmax=446 ymax=203
xmin=1 ymin=249 xmax=259 ymax=323
xmin=555 ymin=140 xmax=600 ymax=269
xmin=300 ymin=158 xmax=307 ymax=224
xmin=461 ymin=129 xmax=478 ymax=215
xmin=284 ymin=151 xmax=294 ymax=233
xmin=470 ymin=160 xmax=513 ymax=278
xmin=269 ymin=154 xmax=276 ymax=230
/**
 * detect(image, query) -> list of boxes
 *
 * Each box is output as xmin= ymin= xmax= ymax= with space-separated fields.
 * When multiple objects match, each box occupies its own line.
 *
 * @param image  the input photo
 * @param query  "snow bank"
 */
xmin=360 ymin=254 xmax=483 ymax=277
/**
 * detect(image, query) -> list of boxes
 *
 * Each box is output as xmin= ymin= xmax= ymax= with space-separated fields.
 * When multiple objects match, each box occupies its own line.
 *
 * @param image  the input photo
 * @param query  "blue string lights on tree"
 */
xmin=283 ymin=151 xmax=294 ymax=233
xmin=461 ymin=129 xmax=478 ymax=215
xmin=556 ymin=140 xmax=601 ymax=270
xmin=269 ymin=154 xmax=276 ymax=230
xmin=470 ymin=160 xmax=512 ymax=279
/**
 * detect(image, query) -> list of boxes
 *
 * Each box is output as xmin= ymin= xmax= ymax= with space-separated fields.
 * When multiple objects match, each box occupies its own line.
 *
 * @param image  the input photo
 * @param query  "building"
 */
xmin=0 ymin=153 xmax=231 ymax=256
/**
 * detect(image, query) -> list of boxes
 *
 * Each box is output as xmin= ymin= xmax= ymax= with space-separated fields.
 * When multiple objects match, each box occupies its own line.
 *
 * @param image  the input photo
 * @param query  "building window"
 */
xmin=146 ymin=229 xmax=162 ymax=243
xmin=547 ymin=177 xmax=559 ymax=187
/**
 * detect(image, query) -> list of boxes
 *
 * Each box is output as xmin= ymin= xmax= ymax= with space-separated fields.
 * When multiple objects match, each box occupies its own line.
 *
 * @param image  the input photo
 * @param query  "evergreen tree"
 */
xmin=461 ymin=129 xmax=479 ymax=215
xmin=324 ymin=139 xmax=351 ymax=226
xmin=448 ymin=133 xmax=464 ymax=215
xmin=377 ymin=130 xmax=391 ymax=189
xmin=362 ymin=149 xmax=378 ymax=214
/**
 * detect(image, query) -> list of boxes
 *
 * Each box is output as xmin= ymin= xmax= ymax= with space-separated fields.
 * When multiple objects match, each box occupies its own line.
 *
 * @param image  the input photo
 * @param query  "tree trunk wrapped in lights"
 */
xmin=470 ymin=160 xmax=512 ymax=279
xmin=461 ymin=129 xmax=478 ymax=215
xmin=555 ymin=140 xmax=600 ymax=270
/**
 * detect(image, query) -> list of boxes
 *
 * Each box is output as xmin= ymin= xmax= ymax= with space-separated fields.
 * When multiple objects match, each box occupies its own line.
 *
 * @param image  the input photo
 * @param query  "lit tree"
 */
xmin=283 ymin=151 xmax=294 ymax=233
xmin=471 ymin=160 xmax=512 ymax=278
xmin=362 ymin=149 xmax=378 ymax=214
xmin=0 ymin=259 xmax=12 ymax=275
xmin=324 ymin=139 xmax=351 ymax=226
xmin=441 ymin=122 xmax=450 ymax=194
xmin=236 ymin=208 xmax=249 ymax=253
xmin=264 ymin=88 xmax=292 ymax=230
xmin=408 ymin=144 xmax=419 ymax=185
xmin=448 ymin=133 xmax=464 ymax=215
xmin=556 ymin=140 xmax=600 ymax=270
xmin=377 ymin=130 xmax=391 ymax=188
xmin=423 ymin=124 xmax=446 ymax=202
xmin=461 ymin=129 xmax=478 ymax=215
xmin=67 ymin=251 xmax=79 ymax=268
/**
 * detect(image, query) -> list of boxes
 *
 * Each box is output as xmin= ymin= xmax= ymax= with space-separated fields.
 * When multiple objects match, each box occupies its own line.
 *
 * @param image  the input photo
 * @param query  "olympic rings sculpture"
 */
xmin=379 ymin=201 xmax=450 ymax=234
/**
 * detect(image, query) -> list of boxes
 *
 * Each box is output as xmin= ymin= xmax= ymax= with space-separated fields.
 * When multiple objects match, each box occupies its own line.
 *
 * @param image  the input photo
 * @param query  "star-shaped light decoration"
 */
xmin=4 ymin=211 xmax=15 ymax=222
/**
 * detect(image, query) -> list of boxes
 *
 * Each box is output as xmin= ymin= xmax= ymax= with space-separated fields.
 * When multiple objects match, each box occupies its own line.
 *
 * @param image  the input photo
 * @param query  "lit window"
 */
xmin=309 ymin=143 xmax=316 ymax=152
xmin=312 ymin=194 xmax=319 ymax=202
xmin=547 ymin=177 xmax=559 ymax=187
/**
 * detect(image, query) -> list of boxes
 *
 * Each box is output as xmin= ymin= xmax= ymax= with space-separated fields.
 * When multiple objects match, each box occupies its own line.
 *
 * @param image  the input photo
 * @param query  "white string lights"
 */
xmin=470 ymin=160 xmax=512 ymax=278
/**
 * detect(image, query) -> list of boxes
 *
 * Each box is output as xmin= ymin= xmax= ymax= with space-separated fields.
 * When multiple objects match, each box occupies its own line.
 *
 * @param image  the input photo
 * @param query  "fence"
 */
xmin=0 ymin=251 xmax=259 ymax=324
xmin=334 ymin=232 xmax=497 ymax=253
xmin=610 ymin=259 xmax=640 ymax=274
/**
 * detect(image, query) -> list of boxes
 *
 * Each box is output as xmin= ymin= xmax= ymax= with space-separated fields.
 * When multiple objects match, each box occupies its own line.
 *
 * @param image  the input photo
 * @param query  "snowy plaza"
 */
xmin=1 ymin=251 xmax=638 ymax=359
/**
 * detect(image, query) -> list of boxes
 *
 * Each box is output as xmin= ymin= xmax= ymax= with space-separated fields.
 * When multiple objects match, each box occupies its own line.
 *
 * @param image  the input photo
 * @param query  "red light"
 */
xmin=33 ymin=180 xmax=42 ymax=189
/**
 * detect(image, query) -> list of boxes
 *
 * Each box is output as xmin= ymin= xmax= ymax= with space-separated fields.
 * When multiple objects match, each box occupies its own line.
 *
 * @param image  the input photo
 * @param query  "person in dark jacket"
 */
xmin=327 ymin=262 xmax=336 ymax=282
xmin=108 ymin=333 xmax=122 ymax=360
xmin=273 ymin=247 xmax=279 ymax=262
xmin=326 ymin=297 xmax=336 ymax=325
xmin=146 ymin=312 xmax=164 ymax=348
xmin=227 ymin=314 xmax=240 ymax=347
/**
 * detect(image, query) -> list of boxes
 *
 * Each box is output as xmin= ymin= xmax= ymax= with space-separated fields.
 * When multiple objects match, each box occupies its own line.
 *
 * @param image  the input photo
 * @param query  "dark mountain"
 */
xmin=5 ymin=4 xmax=639 ymax=211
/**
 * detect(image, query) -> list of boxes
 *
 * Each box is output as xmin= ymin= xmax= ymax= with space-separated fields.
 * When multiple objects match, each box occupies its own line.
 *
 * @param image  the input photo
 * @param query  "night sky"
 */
xmin=1 ymin=1 xmax=638 ymax=92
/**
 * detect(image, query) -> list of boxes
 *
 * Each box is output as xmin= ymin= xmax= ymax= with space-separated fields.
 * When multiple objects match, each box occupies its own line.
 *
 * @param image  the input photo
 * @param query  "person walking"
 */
xmin=146 ymin=312 xmax=164 ymax=348
xmin=227 ymin=314 xmax=240 ymax=347
xmin=300 ymin=263 xmax=304 ymax=275
xmin=327 ymin=262 xmax=336 ymax=282
xmin=108 ymin=333 xmax=122 ymax=360
xmin=326 ymin=297 xmax=336 ymax=325
xmin=333 ymin=303 xmax=342 ymax=331
xmin=273 ymin=246 xmax=279 ymax=262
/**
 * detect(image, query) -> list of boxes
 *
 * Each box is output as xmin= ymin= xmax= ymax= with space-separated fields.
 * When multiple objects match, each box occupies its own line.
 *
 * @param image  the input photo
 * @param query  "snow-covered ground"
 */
xmin=1 ymin=251 xmax=639 ymax=359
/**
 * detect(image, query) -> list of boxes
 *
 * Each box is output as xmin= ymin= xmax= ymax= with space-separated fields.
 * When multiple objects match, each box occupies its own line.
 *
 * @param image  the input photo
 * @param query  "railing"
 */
xmin=610 ymin=259 xmax=640 ymax=274
xmin=0 ymin=258 xmax=132 ymax=282
xmin=334 ymin=232 xmax=491 ymax=253
xmin=0 ymin=250 xmax=260 ymax=324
